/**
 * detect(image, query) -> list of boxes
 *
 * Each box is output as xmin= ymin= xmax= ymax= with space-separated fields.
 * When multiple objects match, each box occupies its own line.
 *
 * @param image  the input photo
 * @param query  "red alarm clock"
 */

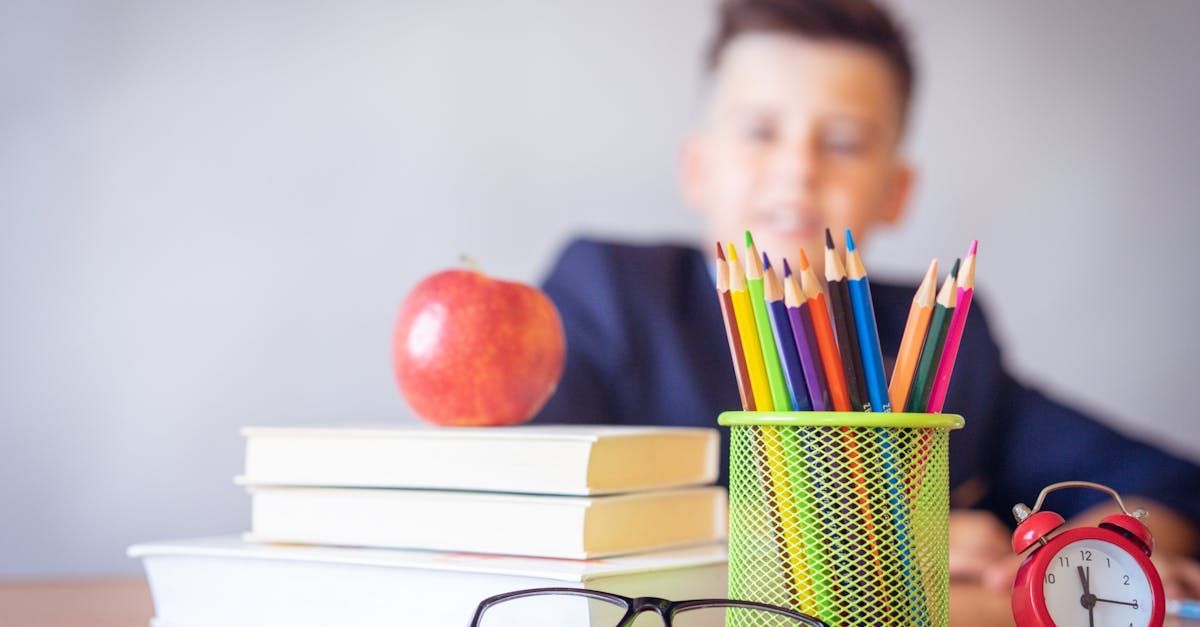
xmin=1011 ymin=481 xmax=1165 ymax=626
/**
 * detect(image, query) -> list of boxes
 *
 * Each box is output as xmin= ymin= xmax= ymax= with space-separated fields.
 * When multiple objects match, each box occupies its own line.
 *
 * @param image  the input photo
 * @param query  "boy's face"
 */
xmin=681 ymin=34 xmax=913 ymax=273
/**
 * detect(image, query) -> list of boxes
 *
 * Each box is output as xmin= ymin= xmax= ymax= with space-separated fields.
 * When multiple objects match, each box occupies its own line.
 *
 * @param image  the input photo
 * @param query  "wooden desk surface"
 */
xmin=0 ymin=577 xmax=1193 ymax=626
xmin=0 ymin=578 xmax=153 ymax=627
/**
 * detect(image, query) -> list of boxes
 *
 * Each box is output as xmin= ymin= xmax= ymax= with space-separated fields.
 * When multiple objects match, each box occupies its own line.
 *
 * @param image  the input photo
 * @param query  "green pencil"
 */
xmin=906 ymin=259 xmax=960 ymax=412
xmin=744 ymin=231 xmax=792 ymax=412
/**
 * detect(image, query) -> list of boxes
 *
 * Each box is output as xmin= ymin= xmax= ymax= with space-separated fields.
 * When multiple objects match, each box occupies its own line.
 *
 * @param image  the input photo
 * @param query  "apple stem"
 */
xmin=460 ymin=254 xmax=483 ymax=273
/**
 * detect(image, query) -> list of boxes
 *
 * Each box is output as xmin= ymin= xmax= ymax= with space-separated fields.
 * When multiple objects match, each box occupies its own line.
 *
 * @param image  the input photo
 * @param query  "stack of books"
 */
xmin=130 ymin=425 xmax=729 ymax=626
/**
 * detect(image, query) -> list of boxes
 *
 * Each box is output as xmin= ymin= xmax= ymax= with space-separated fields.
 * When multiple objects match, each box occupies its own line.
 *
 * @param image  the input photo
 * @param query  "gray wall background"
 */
xmin=2 ymin=0 xmax=1198 ymax=576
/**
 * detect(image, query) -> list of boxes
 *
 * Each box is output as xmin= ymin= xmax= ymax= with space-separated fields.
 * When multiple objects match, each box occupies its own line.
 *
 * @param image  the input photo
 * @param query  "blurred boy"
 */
xmin=535 ymin=0 xmax=1200 ymax=596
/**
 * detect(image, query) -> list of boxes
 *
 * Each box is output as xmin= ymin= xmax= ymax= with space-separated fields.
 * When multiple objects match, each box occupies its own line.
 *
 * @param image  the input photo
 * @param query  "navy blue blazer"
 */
xmin=534 ymin=238 xmax=1200 ymax=528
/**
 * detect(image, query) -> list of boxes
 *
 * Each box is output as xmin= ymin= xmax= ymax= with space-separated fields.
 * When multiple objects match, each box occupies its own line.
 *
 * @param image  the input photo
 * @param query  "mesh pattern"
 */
xmin=727 ymin=423 xmax=951 ymax=626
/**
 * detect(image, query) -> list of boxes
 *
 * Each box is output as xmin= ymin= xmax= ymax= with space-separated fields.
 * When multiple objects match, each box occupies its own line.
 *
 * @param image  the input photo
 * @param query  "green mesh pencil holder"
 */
xmin=718 ymin=411 xmax=965 ymax=627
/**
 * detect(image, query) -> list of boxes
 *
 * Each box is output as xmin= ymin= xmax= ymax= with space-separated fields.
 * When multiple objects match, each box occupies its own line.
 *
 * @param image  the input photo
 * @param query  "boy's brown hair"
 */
xmin=707 ymin=0 xmax=916 ymax=120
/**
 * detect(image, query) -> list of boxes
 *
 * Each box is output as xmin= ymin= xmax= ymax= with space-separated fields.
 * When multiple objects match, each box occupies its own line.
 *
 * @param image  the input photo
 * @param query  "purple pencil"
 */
xmin=784 ymin=259 xmax=829 ymax=411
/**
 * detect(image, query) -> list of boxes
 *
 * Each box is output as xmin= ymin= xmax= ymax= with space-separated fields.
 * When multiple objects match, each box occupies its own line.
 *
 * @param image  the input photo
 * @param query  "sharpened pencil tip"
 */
xmin=824 ymin=228 xmax=835 ymax=250
xmin=744 ymin=230 xmax=754 ymax=248
xmin=923 ymin=258 xmax=939 ymax=285
xmin=845 ymin=228 xmax=857 ymax=252
xmin=950 ymin=258 xmax=962 ymax=278
xmin=727 ymin=242 xmax=739 ymax=263
xmin=798 ymin=248 xmax=811 ymax=270
xmin=782 ymin=257 xmax=792 ymax=277
xmin=715 ymin=242 xmax=725 ymax=260
xmin=968 ymin=239 xmax=979 ymax=256
xmin=761 ymin=251 xmax=771 ymax=270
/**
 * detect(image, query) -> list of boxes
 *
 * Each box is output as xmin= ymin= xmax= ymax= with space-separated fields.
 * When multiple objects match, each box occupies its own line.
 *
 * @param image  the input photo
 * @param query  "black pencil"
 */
xmin=824 ymin=228 xmax=870 ymax=412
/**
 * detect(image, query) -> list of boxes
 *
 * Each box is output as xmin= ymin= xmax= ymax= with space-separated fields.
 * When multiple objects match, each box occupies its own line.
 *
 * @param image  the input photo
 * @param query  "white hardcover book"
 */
xmin=246 ymin=485 xmax=728 ymax=559
xmin=130 ymin=536 xmax=728 ymax=627
xmin=239 ymin=424 xmax=719 ymax=496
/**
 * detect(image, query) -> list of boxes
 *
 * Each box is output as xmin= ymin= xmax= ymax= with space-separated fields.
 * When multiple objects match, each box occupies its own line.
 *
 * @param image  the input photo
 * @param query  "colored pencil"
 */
xmin=726 ymin=243 xmax=775 ymax=412
xmin=843 ymin=229 xmax=891 ymax=413
xmin=902 ymin=258 xmax=961 ymax=621
xmin=794 ymin=250 xmax=879 ymax=617
xmin=824 ymin=228 xmax=871 ymax=412
xmin=910 ymin=249 xmax=974 ymax=624
xmin=796 ymin=249 xmax=852 ymax=412
xmin=797 ymin=251 xmax=881 ymax=616
xmin=764 ymin=254 xmax=812 ymax=411
xmin=786 ymin=255 xmax=843 ymax=617
xmin=889 ymin=259 xmax=939 ymax=411
xmin=783 ymin=260 xmax=828 ymax=411
xmin=769 ymin=253 xmax=831 ymax=614
xmin=728 ymin=243 xmax=812 ymax=605
xmin=846 ymin=228 xmax=922 ymax=618
xmin=750 ymin=429 xmax=806 ymax=609
xmin=744 ymin=232 xmax=792 ymax=413
xmin=906 ymin=259 xmax=960 ymax=413
xmin=926 ymin=241 xmax=977 ymax=414
xmin=820 ymin=230 xmax=890 ymax=610
xmin=715 ymin=243 xmax=755 ymax=411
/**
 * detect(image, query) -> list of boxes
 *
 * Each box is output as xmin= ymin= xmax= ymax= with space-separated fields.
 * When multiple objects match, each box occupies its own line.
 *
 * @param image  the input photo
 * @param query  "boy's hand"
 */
xmin=950 ymin=509 xmax=1200 ymax=598
xmin=949 ymin=510 xmax=1013 ymax=584
xmin=1152 ymin=553 xmax=1200 ymax=599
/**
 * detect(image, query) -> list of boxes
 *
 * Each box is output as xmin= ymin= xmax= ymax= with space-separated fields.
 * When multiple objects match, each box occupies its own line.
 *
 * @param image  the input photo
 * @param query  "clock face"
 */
xmin=1041 ymin=538 xmax=1155 ymax=626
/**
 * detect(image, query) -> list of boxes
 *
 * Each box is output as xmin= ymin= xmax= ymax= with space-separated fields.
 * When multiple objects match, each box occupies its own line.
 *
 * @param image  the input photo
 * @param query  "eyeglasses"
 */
xmin=470 ymin=587 xmax=827 ymax=627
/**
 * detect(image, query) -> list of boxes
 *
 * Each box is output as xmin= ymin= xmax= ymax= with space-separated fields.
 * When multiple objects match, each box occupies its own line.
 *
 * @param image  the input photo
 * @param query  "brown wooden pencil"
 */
xmin=716 ymin=243 xmax=755 ymax=411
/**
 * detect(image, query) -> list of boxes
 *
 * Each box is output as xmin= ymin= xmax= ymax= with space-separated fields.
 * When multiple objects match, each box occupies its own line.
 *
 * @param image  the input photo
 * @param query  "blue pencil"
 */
xmin=843 ymin=229 xmax=892 ymax=413
xmin=1168 ymin=600 xmax=1200 ymax=620
xmin=845 ymin=229 xmax=926 ymax=623
xmin=763 ymin=253 xmax=812 ymax=411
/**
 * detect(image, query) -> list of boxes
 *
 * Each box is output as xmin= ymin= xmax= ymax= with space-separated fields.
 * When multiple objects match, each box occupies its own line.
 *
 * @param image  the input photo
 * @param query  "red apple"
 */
xmin=393 ymin=268 xmax=566 ymax=426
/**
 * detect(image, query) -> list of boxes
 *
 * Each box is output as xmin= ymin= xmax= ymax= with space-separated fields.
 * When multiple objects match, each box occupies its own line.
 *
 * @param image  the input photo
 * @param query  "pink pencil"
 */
xmin=926 ymin=240 xmax=977 ymax=413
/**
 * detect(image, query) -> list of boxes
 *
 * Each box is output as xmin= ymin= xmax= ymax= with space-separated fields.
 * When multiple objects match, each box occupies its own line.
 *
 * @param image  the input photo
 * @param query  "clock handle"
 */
xmin=1014 ymin=480 xmax=1148 ymax=521
xmin=1010 ymin=481 xmax=1155 ymax=555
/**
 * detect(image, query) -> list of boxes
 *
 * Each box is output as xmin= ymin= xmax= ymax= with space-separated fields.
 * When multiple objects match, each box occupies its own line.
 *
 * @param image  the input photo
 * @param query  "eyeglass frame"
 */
xmin=469 ymin=586 xmax=828 ymax=627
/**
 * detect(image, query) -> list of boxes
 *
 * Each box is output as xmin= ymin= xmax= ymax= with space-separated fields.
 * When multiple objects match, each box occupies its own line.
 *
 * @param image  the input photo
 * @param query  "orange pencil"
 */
xmin=798 ymin=250 xmax=883 ymax=609
xmin=715 ymin=243 xmax=755 ymax=411
xmin=795 ymin=249 xmax=852 ymax=412
xmin=888 ymin=259 xmax=939 ymax=411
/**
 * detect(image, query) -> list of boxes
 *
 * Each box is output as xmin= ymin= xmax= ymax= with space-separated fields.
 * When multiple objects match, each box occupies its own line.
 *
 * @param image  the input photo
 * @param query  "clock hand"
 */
xmin=1087 ymin=564 xmax=1139 ymax=608
xmin=1093 ymin=598 xmax=1139 ymax=608
xmin=1077 ymin=565 xmax=1095 ymax=626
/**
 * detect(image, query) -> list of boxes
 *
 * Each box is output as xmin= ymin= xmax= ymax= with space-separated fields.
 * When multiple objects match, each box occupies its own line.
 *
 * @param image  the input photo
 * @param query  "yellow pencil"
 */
xmin=726 ymin=243 xmax=774 ymax=412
